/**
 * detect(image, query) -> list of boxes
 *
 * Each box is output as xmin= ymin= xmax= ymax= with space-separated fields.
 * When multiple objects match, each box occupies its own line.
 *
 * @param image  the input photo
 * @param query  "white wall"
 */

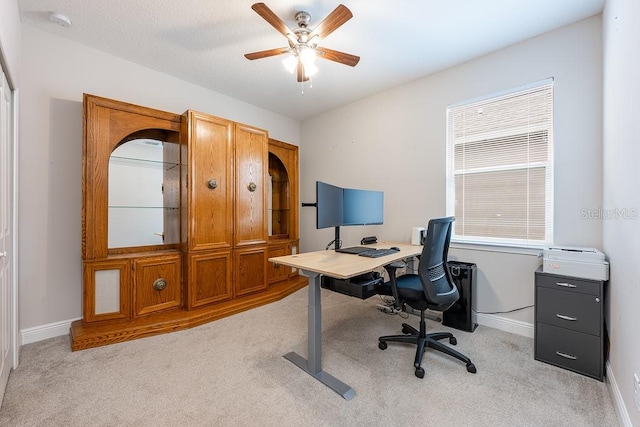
xmin=18 ymin=25 xmax=301 ymax=331
xmin=0 ymin=0 xmax=21 ymax=87
xmin=300 ymin=16 xmax=603 ymax=329
xmin=602 ymin=0 xmax=640 ymax=425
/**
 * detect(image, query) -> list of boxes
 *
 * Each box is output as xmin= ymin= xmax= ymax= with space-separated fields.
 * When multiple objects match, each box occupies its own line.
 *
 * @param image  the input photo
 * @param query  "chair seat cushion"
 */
xmin=377 ymin=274 xmax=433 ymax=311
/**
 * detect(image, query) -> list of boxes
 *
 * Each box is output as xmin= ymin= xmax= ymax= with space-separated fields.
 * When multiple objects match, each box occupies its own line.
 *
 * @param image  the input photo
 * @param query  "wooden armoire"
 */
xmin=71 ymin=94 xmax=306 ymax=350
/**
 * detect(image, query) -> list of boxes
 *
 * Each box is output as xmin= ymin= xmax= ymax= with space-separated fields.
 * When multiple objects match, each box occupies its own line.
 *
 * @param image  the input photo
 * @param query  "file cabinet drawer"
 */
xmin=536 ymin=287 xmax=601 ymax=336
xmin=535 ymin=322 xmax=602 ymax=380
xmin=535 ymin=272 xmax=600 ymax=296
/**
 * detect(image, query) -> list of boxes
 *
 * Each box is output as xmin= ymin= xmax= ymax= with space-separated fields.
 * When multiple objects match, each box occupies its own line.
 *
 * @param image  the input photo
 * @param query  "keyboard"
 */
xmin=335 ymin=246 xmax=371 ymax=255
xmin=358 ymin=248 xmax=400 ymax=258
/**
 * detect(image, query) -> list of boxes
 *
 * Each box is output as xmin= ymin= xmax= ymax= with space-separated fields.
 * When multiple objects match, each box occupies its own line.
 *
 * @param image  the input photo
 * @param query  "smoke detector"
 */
xmin=48 ymin=12 xmax=72 ymax=28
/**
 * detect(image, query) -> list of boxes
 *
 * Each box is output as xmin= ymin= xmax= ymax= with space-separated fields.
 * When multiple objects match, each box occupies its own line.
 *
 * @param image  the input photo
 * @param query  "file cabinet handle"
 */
xmin=556 ymin=282 xmax=576 ymax=288
xmin=556 ymin=314 xmax=577 ymax=321
xmin=556 ymin=351 xmax=577 ymax=360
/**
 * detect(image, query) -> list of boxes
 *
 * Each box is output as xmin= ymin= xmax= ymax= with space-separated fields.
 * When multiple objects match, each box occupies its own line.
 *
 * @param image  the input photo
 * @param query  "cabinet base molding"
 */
xmin=70 ymin=275 xmax=307 ymax=351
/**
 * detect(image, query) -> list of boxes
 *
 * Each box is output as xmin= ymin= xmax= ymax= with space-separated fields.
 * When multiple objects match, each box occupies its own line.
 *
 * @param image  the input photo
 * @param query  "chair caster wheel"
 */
xmin=378 ymin=341 xmax=387 ymax=350
xmin=449 ymin=337 xmax=457 ymax=345
xmin=467 ymin=363 xmax=477 ymax=374
xmin=415 ymin=367 xmax=425 ymax=378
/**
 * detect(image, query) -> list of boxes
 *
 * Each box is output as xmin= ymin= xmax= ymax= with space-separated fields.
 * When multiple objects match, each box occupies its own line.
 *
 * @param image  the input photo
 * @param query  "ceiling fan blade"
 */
xmin=251 ymin=3 xmax=298 ymax=45
xmin=316 ymin=47 xmax=360 ymax=67
xmin=308 ymin=4 xmax=353 ymax=40
xmin=296 ymin=61 xmax=309 ymax=82
xmin=244 ymin=47 xmax=290 ymax=60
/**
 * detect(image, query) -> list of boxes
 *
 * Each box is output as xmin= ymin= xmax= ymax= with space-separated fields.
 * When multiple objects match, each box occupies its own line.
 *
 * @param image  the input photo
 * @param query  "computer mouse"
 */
xmin=390 ymin=246 xmax=400 ymax=251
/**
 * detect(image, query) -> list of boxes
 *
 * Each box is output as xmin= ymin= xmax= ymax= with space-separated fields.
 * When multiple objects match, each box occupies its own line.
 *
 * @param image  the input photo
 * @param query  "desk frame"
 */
xmin=283 ymin=270 xmax=355 ymax=400
xmin=270 ymin=242 xmax=422 ymax=400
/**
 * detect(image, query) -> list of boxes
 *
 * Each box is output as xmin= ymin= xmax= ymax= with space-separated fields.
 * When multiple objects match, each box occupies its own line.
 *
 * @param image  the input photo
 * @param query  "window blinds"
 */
xmin=446 ymin=81 xmax=554 ymax=246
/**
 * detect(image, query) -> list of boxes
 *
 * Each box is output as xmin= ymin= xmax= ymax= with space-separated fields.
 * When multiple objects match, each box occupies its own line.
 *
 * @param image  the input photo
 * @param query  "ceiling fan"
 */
xmin=244 ymin=3 xmax=360 ymax=82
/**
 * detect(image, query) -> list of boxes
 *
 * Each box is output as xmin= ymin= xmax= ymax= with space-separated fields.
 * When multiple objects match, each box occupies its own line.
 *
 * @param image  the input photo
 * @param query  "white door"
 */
xmin=0 ymin=68 xmax=13 ymax=403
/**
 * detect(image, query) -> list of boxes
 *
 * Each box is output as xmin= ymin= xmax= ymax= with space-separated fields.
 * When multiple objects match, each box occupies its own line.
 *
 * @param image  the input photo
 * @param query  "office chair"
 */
xmin=377 ymin=216 xmax=476 ymax=378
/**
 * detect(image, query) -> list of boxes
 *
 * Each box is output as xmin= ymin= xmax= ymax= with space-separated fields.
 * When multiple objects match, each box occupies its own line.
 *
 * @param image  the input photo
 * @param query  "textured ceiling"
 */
xmin=18 ymin=0 xmax=604 ymax=121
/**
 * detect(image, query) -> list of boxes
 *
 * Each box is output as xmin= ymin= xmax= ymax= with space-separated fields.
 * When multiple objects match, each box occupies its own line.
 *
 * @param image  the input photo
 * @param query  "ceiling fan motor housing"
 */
xmin=295 ymin=11 xmax=311 ymax=28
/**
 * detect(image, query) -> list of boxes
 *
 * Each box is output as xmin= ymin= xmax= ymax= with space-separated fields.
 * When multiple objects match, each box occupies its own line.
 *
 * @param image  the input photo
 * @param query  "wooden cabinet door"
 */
xmin=187 ymin=250 xmax=233 ymax=308
xmin=234 ymin=245 xmax=267 ymax=296
xmin=83 ymin=259 xmax=131 ymax=323
xmin=234 ymin=123 xmax=268 ymax=247
xmin=83 ymin=94 xmax=182 ymax=260
xmin=185 ymin=111 xmax=234 ymax=251
xmin=132 ymin=254 xmax=182 ymax=317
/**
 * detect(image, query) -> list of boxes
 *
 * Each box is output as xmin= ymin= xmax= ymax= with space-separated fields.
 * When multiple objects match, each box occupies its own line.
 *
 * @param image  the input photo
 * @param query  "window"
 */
xmin=446 ymin=80 xmax=553 ymax=247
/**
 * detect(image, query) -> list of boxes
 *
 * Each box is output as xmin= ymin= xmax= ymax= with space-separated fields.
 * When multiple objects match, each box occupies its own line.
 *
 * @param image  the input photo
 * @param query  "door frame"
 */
xmin=10 ymin=86 xmax=18 ymax=367
xmin=0 ymin=63 xmax=19 ymax=399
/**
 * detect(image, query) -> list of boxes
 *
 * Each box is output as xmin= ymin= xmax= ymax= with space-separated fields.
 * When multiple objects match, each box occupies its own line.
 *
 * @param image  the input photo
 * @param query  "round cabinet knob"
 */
xmin=207 ymin=179 xmax=218 ymax=189
xmin=152 ymin=278 xmax=167 ymax=291
xmin=248 ymin=182 xmax=257 ymax=192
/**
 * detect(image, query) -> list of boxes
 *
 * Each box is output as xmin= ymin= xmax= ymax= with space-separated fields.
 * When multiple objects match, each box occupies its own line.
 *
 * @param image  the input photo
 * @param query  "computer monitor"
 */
xmin=315 ymin=181 xmax=384 ymax=250
xmin=343 ymin=188 xmax=384 ymax=226
xmin=316 ymin=181 xmax=344 ymax=229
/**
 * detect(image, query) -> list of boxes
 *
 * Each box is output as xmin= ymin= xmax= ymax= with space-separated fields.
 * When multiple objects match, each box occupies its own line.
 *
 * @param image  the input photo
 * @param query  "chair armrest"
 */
xmin=383 ymin=261 xmax=406 ymax=311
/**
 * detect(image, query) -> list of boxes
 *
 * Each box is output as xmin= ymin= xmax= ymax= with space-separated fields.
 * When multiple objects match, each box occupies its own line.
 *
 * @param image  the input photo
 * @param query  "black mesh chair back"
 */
xmin=417 ymin=216 xmax=458 ymax=311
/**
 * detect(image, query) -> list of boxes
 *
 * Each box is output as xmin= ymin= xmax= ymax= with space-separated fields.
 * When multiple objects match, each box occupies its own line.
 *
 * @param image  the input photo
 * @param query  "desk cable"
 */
xmin=376 ymin=295 xmax=410 ymax=319
xmin=325 ymin=239 xmax=342 ymax=250
xmin=473 ymin=304 xmax=534 ymax=315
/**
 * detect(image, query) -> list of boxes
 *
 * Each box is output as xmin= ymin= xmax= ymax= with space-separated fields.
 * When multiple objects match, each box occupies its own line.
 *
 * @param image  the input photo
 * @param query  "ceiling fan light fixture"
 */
xmin=304 ymin=62 xmax=318 ymax=78
xmin=282 ymin=54 xmax=298 ymax=73
xmin=299 ymin=46 xmax=316 ymax=67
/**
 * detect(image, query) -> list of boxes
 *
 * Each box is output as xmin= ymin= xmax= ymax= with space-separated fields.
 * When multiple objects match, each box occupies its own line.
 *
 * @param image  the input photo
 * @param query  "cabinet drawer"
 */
xmin=535 ymin=272 xmax=601 ymax=296
xmin=536 ymin=287 xmax=601 ymax=336
xmin=133 ymin=254 xmax=182 ymax=317
xmin=535 ymin=322 xmax=602 ymax=380
xmin=267 ymin=243 xmax=290 ymax=284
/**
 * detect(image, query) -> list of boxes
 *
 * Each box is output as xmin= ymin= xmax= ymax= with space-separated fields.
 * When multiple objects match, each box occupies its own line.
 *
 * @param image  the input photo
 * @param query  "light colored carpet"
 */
xmin=0 ymin=287 xmax=619 ymax=426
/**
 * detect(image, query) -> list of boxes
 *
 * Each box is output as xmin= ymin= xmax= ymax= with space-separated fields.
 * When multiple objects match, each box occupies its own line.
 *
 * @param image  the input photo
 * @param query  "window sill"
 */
xmin=450 ymin=241 xmax=544 ymax=257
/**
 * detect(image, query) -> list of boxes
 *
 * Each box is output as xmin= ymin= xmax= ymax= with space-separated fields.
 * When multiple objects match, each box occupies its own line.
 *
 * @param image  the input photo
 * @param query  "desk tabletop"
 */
xmin=269 ymin=242 xmax=423 ymax=279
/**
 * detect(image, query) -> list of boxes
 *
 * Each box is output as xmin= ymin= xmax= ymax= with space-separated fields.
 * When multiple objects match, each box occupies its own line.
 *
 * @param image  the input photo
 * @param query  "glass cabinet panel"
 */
xmin=108 ymin=138 xmax=180 ymax=249
xmin=268 ymin=152 xmax=290 ymax=238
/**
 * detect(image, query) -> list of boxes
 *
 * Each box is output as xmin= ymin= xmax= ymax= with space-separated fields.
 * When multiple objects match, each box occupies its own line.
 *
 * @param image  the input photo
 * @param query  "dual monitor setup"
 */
xmin=306 ymin=181 xmax=397 ymax=257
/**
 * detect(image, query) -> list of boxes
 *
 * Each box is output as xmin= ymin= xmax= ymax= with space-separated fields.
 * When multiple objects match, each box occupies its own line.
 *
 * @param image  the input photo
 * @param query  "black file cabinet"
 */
xmin=534 ymin=267 xmax=605 ymax=381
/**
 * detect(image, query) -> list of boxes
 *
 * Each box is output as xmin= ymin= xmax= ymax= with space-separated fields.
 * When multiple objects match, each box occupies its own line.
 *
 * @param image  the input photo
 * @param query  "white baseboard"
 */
xmin=21 ymin=318 xmax=79 ymax=345
xmin=476 ymin=313 xmax=535 ymax=338
xmin=21 ymin=314 xmax=534 ymax=345
xmin=606 ymin=361 xmax=633 ymax=427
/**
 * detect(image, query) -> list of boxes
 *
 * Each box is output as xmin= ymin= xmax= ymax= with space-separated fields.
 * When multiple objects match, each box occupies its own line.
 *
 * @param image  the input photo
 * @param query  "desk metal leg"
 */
xmin=283 ymin=270 xmax=355 ymax=400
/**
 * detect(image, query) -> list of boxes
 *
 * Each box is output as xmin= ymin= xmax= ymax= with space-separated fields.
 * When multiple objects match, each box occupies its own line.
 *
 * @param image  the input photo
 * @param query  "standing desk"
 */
xmin=269 ymin=242 xmax=422 ymax=400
